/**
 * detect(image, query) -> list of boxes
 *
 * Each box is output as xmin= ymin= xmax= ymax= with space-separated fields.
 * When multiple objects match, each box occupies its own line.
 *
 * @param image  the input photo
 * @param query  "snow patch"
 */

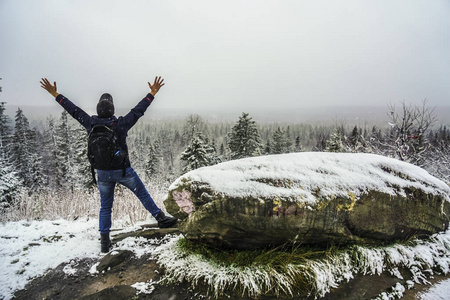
xmin=132 ymin=279 xmax=156 ymax=295
xmin=0 ymin=218 xmax=100 ymax=300
xmin=417 ymin=278 xmax=450 ymax=300
xmin=62 ymin=260 xmax=78 ymax=276
xmin=374 ymin=282 xmax=406 ymax=300
xmin=89 ymin=262 xmax=100 ymax=275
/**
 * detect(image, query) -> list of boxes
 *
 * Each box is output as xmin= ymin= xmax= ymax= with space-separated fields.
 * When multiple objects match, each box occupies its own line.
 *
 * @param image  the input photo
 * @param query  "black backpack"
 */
xmin=88 ymin=124 xmax=126 ymax=182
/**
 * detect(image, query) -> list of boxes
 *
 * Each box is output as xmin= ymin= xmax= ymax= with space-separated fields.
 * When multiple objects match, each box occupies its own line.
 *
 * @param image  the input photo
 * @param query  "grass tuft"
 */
xmin=178 ymin=238 xmax=334 ymax=269
xmin=153 ymin=231 xmax=450 ymax=299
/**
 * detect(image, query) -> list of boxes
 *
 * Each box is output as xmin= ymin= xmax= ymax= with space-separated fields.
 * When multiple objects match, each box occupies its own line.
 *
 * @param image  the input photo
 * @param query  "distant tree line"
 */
xmin=1 ymin=100 xmax=449 ymax=211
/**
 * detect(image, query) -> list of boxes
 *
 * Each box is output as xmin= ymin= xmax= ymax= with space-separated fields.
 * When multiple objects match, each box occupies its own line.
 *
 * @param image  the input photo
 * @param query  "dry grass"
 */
xmin=0 ymin=181 xmax=168 ymax=224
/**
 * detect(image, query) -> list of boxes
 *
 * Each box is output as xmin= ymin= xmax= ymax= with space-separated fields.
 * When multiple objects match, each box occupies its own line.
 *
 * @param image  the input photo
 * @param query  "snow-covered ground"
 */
xmin=0 ymin=218 xmax=157 ymax=300
xmin=1 ymin=218 xmax=450 ymax=300
xmin=417 ymin=278 xmax=450 ymax=300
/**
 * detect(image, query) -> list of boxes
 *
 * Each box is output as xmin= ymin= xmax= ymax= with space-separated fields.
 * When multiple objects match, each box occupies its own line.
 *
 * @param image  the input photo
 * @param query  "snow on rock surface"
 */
xmin=165 ymin=152 xmax=450 ymax=249
xmin=169 ymin=152 xmax=450 ymax=204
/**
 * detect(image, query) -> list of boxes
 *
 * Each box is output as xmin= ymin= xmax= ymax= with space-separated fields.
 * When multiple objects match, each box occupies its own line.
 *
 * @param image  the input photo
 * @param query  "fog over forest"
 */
xmin=5 ymin=103 xmax=450 ymax=126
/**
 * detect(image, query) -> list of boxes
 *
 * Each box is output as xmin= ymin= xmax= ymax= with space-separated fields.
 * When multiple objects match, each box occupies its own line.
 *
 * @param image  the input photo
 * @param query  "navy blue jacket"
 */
xmin=55 ymin=93 xmax=155 ymax=169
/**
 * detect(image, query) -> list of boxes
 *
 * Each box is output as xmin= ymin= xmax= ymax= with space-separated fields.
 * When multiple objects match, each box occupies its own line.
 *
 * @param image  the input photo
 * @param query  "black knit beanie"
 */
xmin=97 ymin=93 xmax=115 ymax=118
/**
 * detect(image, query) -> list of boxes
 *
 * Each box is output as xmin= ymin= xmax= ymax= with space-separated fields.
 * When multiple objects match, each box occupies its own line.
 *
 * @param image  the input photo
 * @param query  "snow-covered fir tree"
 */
xmin=54 ymin=111 xmax=72 ymax=190
xmin=0 ymin=102 xmax=13 ymax=175
xmin=129 ymin=132 xmax=148 ymax=174
xmin=325 ymin=129 xmax=345 ymax=153
xmin=349 ymin=126 xmax=359 ymax=148
xmin=264 ymin=137 xmax=272 ymax=155
xmin=11 ymin=108 xmax=43 ymax=189
xmin=145 ymin=141 xmax=162 ymax=181
xmin=156 ymin=128 xmax=176 ymax=178
xmin=0 ymin=102 xmax=21 ymax=206
xmin=70 ymin=123 xmax=92 ymax=189
xmin=271 ymin=127 xmax=292 ymax=154
xmin=0 ymin=102 xmax=12 ymax=149
xmin=0 ymin=151 xmax=20 ymax=208
xmin=295 ymin=135 xmax=303 ymax=152
xmin=180 ymin=135 xmax=218 ymax=173
xmin=346 ymin=125 xmax=367 ymax=153
xmin=26 ymin=128 xmax=45 ymax=191
xmin=228 ymin=112 xmax=263 ymax=159
xmin=41 ymin=117 xmax=59 ymax=190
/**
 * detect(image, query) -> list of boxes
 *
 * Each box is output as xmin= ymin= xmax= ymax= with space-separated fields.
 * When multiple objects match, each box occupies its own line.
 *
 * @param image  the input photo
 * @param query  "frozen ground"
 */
xmin=416 ymin=278 xmax=450 ymax=300
xmin=0 ymin=218 xmax=156 ymax=300
xmin=1 ymin=218 xmax=449 ymax=300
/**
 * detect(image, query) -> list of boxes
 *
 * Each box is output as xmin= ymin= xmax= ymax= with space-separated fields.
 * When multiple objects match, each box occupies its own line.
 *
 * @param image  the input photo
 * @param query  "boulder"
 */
xmin=164 ymin=152 xmax=450 ymax=249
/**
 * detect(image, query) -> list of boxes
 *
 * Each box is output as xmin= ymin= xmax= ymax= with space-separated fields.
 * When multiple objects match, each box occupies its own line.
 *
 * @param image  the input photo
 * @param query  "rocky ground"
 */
xmin=12 ymin=226 xmax=450 ymax=300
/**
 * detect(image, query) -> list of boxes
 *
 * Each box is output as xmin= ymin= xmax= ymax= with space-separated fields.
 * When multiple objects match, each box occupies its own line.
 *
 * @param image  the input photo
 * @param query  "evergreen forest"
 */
xmin=1 ymin=101 xmax=449 ymax=222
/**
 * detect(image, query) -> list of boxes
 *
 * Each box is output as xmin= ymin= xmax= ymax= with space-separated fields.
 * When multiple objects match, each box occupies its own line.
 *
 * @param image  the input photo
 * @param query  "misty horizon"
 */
xmin=1 ymin=0 xmax=449 ymax=113
xmin=4 ymin=102 xmax=450 ymax=127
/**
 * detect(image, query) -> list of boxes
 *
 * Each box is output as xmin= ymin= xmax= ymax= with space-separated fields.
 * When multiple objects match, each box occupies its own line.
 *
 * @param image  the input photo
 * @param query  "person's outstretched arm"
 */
xmin=40 ymin=78 xmax=91 ymax=130
xmin=122 ymin=76 xmax=165 ymax=130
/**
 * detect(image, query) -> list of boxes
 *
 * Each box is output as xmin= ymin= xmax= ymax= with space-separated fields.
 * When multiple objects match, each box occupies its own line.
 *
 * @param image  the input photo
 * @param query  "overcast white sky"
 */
xmin=0 ymin=0 xmax=449 ymax=116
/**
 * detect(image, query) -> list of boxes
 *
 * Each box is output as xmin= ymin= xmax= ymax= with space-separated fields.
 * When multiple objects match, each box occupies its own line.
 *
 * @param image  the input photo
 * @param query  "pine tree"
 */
xmin=180 ymin=135 xmax=218 ymax=172
xmin=11 ymin=108 xmax=39 ymax=188
xmin=295 ymin=136 xmax=303 ymax=152
xmin=286 ymin=126 xmax=293 ymax=150
xmin=0 ymin=103 xmax=21 ymax=206
xmin=27 ymin=127 xmax=45 ymax=191
xmin=0 ymin=152 xmax=20 ymax=208
xmin=325 ymin=129 xmax=345 ymax=153
xmin=12 ymin=108 xmax=45 ymax=191
xmin=228 ymin=112 xmax=262 ymax=159
xmin=41 ymin=118 xmax=59 ymax=190
xmin=265 ymin=137 xmax=272 ymax=154
xmin=157 ymin=129 xmax=175 ymax=177
xmin=349 ymin=126 xmax=359 ymax=147
xmin=219 ymin=143 xmax=225 ymax=157
xmin=0 ymin=102 xmax=13 ymax=171
xmin=145 ymin=141 xmax=162 ymax=181
xmin=0 ymin=102 xmax=12 ymax=149
xmin=71 ymin=123 xmax=91 ymax=189
xmin=271 ymin=127 xmax=292 ymax=154
xmin=54 ymin=111 xmax=72 ymax=190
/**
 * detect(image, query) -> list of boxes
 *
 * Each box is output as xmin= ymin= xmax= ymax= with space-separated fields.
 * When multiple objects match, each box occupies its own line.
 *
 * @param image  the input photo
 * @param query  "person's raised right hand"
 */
xmin=40 ymin=78 xmax=59 ymax=98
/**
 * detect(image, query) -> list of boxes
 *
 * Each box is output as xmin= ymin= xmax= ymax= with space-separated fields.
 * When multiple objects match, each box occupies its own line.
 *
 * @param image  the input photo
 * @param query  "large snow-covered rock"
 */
xmin=164 ymin=152 xmax=450 ymax=249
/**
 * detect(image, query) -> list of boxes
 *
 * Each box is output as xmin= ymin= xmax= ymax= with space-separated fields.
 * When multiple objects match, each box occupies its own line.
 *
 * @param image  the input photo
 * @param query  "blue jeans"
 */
xmin=97 ymin=167 xmax=161 ymax=234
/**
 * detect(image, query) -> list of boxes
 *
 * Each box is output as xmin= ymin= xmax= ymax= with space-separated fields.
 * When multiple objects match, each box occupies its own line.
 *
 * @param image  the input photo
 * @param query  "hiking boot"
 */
xmin=100 ymin=233 xmax=112 ymax=253
xmin=155 ymin=211 xmax=178 ymax=228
